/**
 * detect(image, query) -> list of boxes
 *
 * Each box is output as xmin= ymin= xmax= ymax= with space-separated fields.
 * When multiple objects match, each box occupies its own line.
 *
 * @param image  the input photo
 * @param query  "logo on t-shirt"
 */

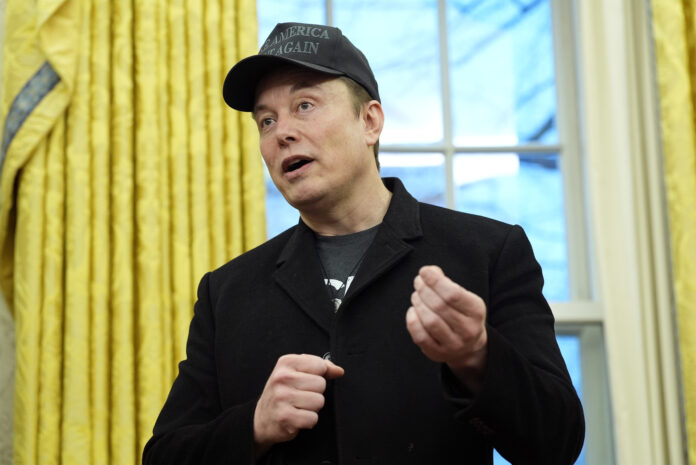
xmin=323 ymin=276 xmax=355 ymax=311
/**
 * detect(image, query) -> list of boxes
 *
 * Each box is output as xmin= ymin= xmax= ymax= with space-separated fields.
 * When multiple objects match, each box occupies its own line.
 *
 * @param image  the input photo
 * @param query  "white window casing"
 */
xmin=573 ymin=0 xmax=684 ymax=464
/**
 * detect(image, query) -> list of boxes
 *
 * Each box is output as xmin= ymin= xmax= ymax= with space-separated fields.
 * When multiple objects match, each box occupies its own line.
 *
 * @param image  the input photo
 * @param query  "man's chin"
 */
xmin=284 ymin=191 xmax=330 ymax=214
xmin=279 ymin=187 xmax=321 ymax=209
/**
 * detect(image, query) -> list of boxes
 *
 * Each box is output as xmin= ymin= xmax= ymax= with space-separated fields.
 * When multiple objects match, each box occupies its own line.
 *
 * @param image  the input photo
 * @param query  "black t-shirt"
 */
xmin=315 ymin=225 xmax=379 ymax=311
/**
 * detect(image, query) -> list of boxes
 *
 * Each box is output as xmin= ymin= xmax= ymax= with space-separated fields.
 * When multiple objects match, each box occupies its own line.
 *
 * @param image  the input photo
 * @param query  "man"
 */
xmin=143 ymin=22 xmax=584 ymax=465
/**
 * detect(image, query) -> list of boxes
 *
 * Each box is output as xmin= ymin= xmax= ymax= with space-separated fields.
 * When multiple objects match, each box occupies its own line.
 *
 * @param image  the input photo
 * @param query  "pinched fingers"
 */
xmin=406 ymin=305 xmax=469 ymax=363
xmin=406 ymin=266 xmax=487 ymax=364
xmin=414 ymin=266 xmax=485 ymax=320
xmin=409 ymin=291 xmax=463 ymax=348
xmin=410 ymin=284 xmax=472 ymax=334
xmin=406 ymin=306 xmax=440 ymax=350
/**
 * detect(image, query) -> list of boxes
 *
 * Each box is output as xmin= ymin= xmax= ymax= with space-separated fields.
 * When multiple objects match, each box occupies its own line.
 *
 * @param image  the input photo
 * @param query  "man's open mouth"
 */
xmin=283 ymin=157 xmax=313 ymax=173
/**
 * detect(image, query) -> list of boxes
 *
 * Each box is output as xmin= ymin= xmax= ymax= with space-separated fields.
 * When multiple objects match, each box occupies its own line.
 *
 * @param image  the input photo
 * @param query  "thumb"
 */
xmin=324 ymin=361 xmax=345 ymax=379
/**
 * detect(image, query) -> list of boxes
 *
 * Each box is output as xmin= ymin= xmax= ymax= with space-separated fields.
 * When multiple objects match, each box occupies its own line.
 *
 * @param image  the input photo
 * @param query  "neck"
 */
xmin=300 ymin=178 xmax=392 ymax=236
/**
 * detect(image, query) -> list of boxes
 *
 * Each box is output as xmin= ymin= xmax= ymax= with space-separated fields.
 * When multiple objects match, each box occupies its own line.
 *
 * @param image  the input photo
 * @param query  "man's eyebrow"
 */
xmin=252 ymin=103 xmax=269 ymax=117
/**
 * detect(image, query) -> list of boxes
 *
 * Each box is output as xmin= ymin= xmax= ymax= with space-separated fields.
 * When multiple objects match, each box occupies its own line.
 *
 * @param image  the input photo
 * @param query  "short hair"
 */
xmin=338 ymin=76 xmax=380 ymax=169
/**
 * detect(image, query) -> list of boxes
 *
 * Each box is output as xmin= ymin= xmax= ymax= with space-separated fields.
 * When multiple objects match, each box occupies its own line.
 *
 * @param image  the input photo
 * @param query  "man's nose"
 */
xmin=275 ymin=117 xmax=298 ymax=145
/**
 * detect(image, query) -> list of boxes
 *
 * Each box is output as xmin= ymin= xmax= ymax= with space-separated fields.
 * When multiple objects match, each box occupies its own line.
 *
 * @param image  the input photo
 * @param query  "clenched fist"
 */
xmin=406 ymin=265 xmax=488 ymax=393
xmin=253 ymin=354 xmax=344 ymax=457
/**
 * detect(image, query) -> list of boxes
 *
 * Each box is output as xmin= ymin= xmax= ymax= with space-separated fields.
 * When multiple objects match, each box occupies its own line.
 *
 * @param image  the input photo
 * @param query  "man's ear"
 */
xmin=362 ymin=100 xmax=384 ymax=146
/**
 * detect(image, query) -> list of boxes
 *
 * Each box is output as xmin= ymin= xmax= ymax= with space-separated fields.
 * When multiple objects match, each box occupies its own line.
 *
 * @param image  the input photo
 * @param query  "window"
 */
xmin=256 ymin=2 xmax=613 ymax=463
xmin=259 ymin=0 xmax=576 ymax=303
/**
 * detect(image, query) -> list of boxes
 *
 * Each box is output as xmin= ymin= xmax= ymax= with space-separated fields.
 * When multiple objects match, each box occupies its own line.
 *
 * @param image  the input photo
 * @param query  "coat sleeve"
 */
xmin=142 ymin=272 xmax=257 ymax=465
xmin=443 ymin=224 xmax=585 ymax=465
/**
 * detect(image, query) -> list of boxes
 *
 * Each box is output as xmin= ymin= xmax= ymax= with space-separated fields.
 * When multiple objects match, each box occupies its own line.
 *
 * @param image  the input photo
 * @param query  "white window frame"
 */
xmin=573 ymin=0 xmax=684 ymax=464
xmin=328 ymin=1 xmax=687 ymax=463
xmin=273 ymin=1 xmax=687 ymax=463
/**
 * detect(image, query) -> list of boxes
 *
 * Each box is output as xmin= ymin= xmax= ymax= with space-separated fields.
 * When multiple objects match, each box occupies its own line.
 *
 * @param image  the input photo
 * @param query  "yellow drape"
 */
xmin=651 ymin=1 xmax=696 ymax=463
xmin=0 ymin=0 xmax=265 ymax=463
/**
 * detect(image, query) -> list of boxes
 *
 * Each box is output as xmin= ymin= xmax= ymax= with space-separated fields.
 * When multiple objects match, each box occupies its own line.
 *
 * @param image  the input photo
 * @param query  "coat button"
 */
xmin=322 ymin=352 xmax=331 ymax=361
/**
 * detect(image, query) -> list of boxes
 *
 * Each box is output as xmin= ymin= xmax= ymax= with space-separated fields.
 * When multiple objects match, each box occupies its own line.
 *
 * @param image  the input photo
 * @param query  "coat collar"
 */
xmin=273 ymin=177 xmax=423 ymax=332
xmin=377 ymin=177 xmax=423 ymax=240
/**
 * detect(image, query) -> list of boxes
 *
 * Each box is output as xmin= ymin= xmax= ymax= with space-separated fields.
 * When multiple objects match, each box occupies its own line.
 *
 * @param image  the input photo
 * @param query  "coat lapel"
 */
xmin=343 ymin=178 xmax=423 ymax=305
xmin=273 ymin=221 xmax=334 ymax=334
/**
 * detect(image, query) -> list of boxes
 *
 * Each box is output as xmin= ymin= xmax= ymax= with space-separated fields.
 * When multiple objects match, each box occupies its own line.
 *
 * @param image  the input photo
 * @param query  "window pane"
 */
xmin=257 ymin=0 xmax=325 ymax=41
xmin=379 ymin=153 xmax=446 ymax=207
xmin=557 ymin=334 xmax=583 ymax=401
xmin=448 ymin=0 xmax=558 ymax=145
xmin=555 ymin=333 xmax=586 ymax=465
xmin=454 ymin=153 xmax=568 ymax=301
xmin=334 ymin=0 xmax=442 ymax=144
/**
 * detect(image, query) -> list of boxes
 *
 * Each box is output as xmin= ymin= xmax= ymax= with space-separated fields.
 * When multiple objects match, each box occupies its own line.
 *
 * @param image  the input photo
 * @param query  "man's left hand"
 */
xmin=406 ymin=265 xmax=488 ymax=394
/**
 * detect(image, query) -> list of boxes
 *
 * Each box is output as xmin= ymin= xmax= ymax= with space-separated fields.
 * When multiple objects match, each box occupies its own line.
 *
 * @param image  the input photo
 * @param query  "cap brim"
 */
xmin=223 ymin=55 xmax=344 ymax=111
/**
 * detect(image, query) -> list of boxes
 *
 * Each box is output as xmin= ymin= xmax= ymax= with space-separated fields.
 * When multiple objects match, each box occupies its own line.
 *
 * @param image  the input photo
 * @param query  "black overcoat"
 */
xmin=143 ymin=178 xmax=585 ymax=465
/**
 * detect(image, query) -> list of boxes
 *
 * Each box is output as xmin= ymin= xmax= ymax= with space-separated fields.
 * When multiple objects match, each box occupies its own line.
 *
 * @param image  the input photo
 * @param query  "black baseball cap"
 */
xmin=223 ymin=22 xmax=380 ymax=111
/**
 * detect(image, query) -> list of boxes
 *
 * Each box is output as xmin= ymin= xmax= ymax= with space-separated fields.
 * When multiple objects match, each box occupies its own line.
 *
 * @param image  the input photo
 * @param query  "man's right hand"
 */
xmin=253 ymin=354 xmax=344 ymax=457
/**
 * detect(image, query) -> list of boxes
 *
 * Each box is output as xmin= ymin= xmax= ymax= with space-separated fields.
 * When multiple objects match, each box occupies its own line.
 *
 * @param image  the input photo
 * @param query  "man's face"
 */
xmin=253 ymin=68 xmax=378 ymax=213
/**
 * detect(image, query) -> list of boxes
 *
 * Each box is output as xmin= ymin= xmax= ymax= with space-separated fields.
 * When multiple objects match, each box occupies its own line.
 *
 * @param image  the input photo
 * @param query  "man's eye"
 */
xmin=260 ymin=117 xmax=274 ymax=128
xmin=298 ymin=102 xmax=313 ymax=111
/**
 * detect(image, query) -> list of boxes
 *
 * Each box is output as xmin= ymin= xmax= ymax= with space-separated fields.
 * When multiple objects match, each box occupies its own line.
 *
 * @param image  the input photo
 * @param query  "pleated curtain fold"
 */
xmin=0 ymin=0 xmax=265 ymax=464
xmin=651 ymin=1 xmax=696 ymax=463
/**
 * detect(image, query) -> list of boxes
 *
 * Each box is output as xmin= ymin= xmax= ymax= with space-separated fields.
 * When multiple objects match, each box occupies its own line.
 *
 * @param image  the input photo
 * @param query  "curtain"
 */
xmin=651 ymin=1 xmax=696 ymax=463
xmin=0 ymin=0 xmax=265 ymax=463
